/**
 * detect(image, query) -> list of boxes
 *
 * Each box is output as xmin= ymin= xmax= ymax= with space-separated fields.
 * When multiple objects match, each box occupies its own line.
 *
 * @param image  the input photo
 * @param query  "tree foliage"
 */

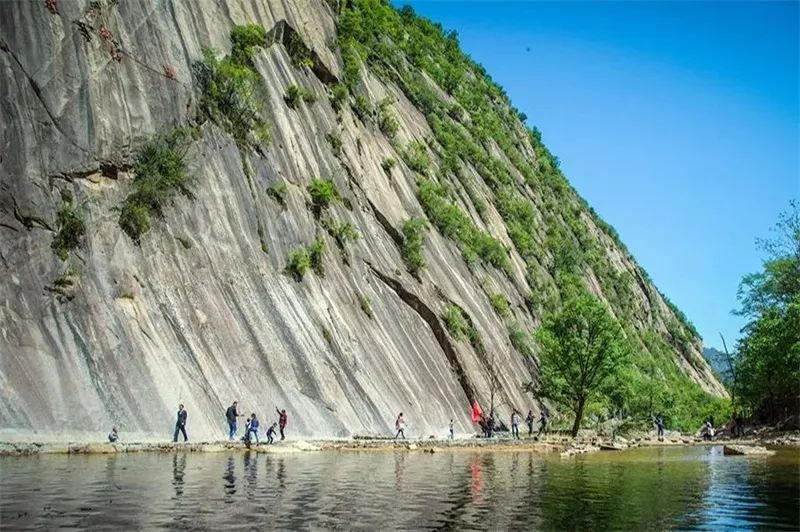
xmin=534 ymin=289 xmax=629 ymax=436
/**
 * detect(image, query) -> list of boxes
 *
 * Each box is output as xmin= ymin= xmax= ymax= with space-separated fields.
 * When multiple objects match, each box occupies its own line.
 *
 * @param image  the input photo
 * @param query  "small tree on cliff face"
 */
xmin=534 ymin=291 xmax=628 ymax=437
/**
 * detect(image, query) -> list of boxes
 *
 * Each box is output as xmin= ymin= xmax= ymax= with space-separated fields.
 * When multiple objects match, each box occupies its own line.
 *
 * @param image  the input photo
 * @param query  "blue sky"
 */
xmin=394 ymin=1 xmax=799 ymax=349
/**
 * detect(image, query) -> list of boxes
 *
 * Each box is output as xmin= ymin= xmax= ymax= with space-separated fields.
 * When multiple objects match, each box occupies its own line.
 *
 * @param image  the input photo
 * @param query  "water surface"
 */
xmin=1 ymin=446 xmax=797 ymax=530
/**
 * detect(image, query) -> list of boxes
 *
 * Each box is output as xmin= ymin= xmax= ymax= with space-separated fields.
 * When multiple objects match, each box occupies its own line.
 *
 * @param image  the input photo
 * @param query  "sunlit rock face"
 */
xmin=0 ymin=0 xmax=725 ymax=442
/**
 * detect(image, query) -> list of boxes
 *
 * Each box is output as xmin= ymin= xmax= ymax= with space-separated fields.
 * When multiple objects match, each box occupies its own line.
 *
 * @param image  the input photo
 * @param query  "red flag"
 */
xmin=471 ymin=401 xmax=483 ymax=423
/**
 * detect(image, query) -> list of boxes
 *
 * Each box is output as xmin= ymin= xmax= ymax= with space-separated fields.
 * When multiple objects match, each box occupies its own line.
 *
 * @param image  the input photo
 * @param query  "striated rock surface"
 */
xmin=0 ymin=0 xmax=725 ymax=442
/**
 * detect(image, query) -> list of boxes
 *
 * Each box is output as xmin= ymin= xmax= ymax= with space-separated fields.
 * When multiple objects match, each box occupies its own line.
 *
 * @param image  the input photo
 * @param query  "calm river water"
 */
xmin=1 ymin=445 xmax=798 ymax=530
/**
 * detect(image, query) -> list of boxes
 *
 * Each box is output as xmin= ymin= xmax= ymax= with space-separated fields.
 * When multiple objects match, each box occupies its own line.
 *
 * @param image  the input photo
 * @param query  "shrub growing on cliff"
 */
xmin=285 ymin=84 xmax=317 ymax=109
xmin=326 ymin=131 xmax=343 ymax=157
xmin=308 ymin=238 xmax=326 ymax=277
xmin=286 ymin=247 xmax=311 ymax=281
xmin=193 ymin=26 xmax=271 ymax=150
xmin=443 ymin=304 xmax=468 ymax=340
xmin=286 ymin=31 xmax=314 ymax=69
xmin=489 ymin=293 xmax=510 ymax=318
xmin=377 ymin=98 xmax=399 ymax=139
xmin=119 ymin=129 xmax=193 ymax=242
xmin=328 ymin=221 xmax=359 ymax=264
xmin=352 ymin=93 xmax=372 ymax=122
xmin=401 ymin=140 xmax=430 ymax=174
xmin=307 ymin=179 xmax=340 ymax=217
xmin=401 ymin=217 xmax=427 ymax=275
xmin=51 ymin=199 xmax=86 ymax=260
xmin=329 ymin=83 xmax=348 ymax=113
xmin=267 ymin=181 xmax=288 ymax=208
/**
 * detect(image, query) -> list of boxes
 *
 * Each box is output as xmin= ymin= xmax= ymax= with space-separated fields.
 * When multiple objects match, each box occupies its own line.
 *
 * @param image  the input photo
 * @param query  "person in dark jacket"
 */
xmin=526 ymin=410 xmax=534 ymax=436
xmin=173 ymin=404 xmax=188 ymax=442
xmin=276 ymin=407 xmax=288 ymax=440
xmin=537 ymin=412 xmax=548 ymax=436
xmin=266 ymin=422 xmax=277 ymax=444
xmin=226 ymin=401 xmax=242 ymax=441
xmin=108 ymin=426 xmax=119 ymax=443
xmin=247 ymin=413 xmax=260 ymax=443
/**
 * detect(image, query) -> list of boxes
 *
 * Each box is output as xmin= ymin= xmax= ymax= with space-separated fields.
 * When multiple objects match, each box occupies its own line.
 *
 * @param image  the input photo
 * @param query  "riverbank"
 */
xmin=2 ymin=430 xmax=797 ymax=457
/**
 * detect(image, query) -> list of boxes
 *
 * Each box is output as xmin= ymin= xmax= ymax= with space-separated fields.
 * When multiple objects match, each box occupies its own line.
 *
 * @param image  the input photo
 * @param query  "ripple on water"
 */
xmin=0 ymin=446 xmax=797 ymax=530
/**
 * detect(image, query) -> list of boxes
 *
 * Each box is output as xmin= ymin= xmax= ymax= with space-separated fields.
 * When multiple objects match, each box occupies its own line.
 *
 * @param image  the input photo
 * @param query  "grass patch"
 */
xmin=358 ymin=293 xmax=373 ymax=319
xmin=489 ymin=293 xmax=510 ymax=317
xmin=327 ymin=221 xmax=359 ymax=264
xmin=51 ymin=199 xmax=85 ymax=261
xmin=285 ymin=247 xmax=311 ymax=281
xmin=285 ymin=84 xmax=317 ymax=109
xmin=443 ymin=304 xmax=468 ymax=340
xmin=119 ymin=128 xmax=193 ymax=243
xmin=307 ymin=179 xmax=340 ymax=217
xmin=401 ymin=217 xmax=427 ymax=275
xmin=267 ymin=181 xmax=288 ymax=208
xmin=330 ymin=83 xmax=348 ymax=113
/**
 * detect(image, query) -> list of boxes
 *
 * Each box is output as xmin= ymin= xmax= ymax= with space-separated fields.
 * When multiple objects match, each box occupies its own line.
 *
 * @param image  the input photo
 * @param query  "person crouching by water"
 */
xmin=108 ymin=426 xmax=119 ymax=443
xmin=226 ymin=401 xmax=242 ymax=441
xmin=173 ymin=404 xmax=188 ymax=442
xmin=702 ymin=420 xmax=715 ymax=441
xmin=266 ymin=422 xmax=278 ymax=444
xmin=246 ymin=413 xmax=260 ymax=443
xmin=449 ymin=419 xmax=454 ymax=440
xmin=395 ymin=412 xmax=406 ymax=439
xmin=276 ymin=407 xmax=288 ymax=440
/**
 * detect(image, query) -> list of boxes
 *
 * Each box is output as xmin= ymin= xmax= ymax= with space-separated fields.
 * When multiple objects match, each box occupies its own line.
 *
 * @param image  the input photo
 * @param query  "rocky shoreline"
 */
xmin=2 ymin=431 xmax=797 ymax=457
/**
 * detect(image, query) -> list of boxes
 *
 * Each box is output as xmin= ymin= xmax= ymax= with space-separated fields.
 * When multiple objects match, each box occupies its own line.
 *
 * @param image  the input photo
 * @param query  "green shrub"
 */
xmin=401 ymin=140 xmax=430 ymax=174
xmin=489 ymin=293 xmax=510 ymax=317
xmin=308 ymin=238 xmax=326 ymax=277
xmin=51 ymin=200 xmax=86 ymax=260
xmin=443 ymin=304 xmax=468 ymax=340
xmin=358 ymin=293 xmax=373 ymax=318
xmin=285 ymin=84 xmax=317 ymax=109
xmin=417 ymin=179 xmax=510 ymax=273
xmin=326 ymin=131 xmax=343 ymax=157
xmin=230 ymin=24 xmax=267 ymax=66
xmin=401 ymin=217 xmax=427 ymax=275
xmin=193 ymin=39 xmax=270 ymax=150
xmin=307 ymin=179 xmax=340 ymax=217
xmin=330 ymin=83 xmax=348 ymax=113
xmin=352 ymin=93 xmax=372 ymax=121
xmin=508 ymin=322 xmax=535 ymax=358
xmin=377 ymin=98 xmax=399 ymax=138
xmin=286 ymin=247 xmax=311 ymax=281
xmin=267 ymin=181 xmax=288 ymax=208
xmin=119 ymin=129 xmax=193 ymax=242
xmin=381 ymin=157 xmax=396 ymax=173
xmin=328 ymin=221 xmax=359 ymax=264
xmin=286 ymin=31 xmax=314 ymax=69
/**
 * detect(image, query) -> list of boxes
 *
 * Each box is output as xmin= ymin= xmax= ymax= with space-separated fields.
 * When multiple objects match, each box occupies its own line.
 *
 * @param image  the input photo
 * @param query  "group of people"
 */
xmin=225 ymin=401 xmax=288 ymax=445
xmin=394 ymin=409 xmax=549 ymax=440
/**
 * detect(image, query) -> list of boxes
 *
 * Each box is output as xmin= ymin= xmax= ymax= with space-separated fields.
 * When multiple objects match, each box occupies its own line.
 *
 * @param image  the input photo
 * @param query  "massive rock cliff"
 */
xmin=0 ymin=0 xmax=725 ymax=441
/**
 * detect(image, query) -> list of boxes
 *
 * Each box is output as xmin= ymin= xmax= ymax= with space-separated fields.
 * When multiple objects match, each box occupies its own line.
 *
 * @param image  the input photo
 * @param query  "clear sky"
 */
xmin=393 ymin=0 xmax=799 ymax=349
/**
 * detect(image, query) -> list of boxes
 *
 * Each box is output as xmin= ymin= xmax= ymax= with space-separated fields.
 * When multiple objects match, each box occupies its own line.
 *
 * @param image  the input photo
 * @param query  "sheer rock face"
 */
xmin=0 ymin=0 xmax=724 ymax=442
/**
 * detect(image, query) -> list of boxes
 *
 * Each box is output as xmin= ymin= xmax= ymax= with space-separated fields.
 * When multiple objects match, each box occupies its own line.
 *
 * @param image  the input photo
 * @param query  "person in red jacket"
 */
xmin=276 ymin=407 xmax=288 ymax=440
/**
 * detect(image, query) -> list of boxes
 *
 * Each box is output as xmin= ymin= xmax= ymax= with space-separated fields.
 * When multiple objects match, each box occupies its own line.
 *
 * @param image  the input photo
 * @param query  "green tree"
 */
xmin=534 ymin=290 xmax=629 ymax=436
xmin=734 ymin=201 xmax=800 ymax=421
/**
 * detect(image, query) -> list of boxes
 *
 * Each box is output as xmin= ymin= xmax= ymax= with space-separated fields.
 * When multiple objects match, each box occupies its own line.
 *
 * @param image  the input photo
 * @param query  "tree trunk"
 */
xmin=571 ymin=399 xmax=586 ymax=437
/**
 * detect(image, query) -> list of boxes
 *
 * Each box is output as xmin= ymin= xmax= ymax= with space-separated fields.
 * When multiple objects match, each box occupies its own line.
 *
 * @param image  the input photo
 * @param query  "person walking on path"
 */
xmin=247 ymin=413 xmax=260 ymax=443
xmin=226 ymin=401 xmax=242 ymax=441
xmin=173 ymin=404 xmax=188 ymax=442
xmin=395 ymin=412 xmax=406 ymax=439
xmin=511 ymin=411 xmax=521 ymax=439
xmin=449 ymin=419 xmax=454 ymax=440
xmin=276 ymin=407 xmax=288 ymax=441
xmin=526 ymin=410 xmax=534 ymax=436
xmin=537 ymin=411 xmax=548 ymax=437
